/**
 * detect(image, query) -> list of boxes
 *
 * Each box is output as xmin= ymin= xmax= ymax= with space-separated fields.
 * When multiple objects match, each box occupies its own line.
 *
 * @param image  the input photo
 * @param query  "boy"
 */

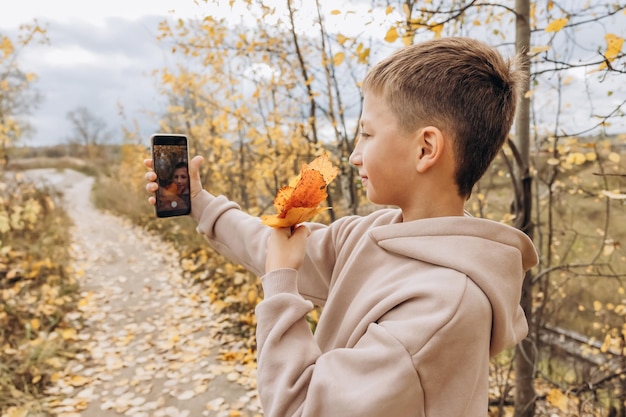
xmin=145 ymin=37 xmax=538 ymax=417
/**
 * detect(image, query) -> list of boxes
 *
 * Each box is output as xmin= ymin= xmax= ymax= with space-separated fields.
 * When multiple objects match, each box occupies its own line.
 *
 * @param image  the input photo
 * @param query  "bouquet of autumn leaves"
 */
xmin=261 ymin=153 xmax=339 ymax=228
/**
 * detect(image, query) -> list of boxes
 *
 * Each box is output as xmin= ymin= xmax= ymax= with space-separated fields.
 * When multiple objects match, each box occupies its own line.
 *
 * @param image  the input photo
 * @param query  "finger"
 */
xmin=189 ymin=155 xmax=204 ymax=196
xmin=291 ymin=224 xmax=311 ymax=239
xmin=148 ymin=195 xmax=156 ymax=206
xmin=145 ymin=171 xmax=157 ymax=182
xmin=144 ymin=158 xmax=154 ymax=169
xmin=146 ymin=182 xmax=158 ymax=193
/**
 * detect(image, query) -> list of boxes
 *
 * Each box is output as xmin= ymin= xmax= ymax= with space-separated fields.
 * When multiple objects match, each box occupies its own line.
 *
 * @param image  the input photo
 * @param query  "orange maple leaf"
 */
xmin=261 ymin=153 xmax=339 ymax=228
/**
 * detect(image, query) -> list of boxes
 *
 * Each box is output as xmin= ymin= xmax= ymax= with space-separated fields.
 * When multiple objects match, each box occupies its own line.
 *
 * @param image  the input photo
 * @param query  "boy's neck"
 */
xmin=400 ymin=188 xmax=466 ymax=222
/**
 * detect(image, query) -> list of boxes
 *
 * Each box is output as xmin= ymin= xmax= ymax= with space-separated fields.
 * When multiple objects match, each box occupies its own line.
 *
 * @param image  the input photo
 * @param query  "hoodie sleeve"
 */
xmin=255 ymin=269 xmax=423 ymax=417
xmin=190 ymin=190 xmax=337 ymax=303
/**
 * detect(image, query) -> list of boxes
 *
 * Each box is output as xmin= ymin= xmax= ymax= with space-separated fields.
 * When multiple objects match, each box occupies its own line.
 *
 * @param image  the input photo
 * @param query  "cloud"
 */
xmin=13 ymin=15 xmax=169 ymax=146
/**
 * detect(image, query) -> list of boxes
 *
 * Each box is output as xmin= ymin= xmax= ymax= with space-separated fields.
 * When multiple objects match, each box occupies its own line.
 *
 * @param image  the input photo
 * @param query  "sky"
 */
xmin=0 ymin=0 xmax=221 ymax=147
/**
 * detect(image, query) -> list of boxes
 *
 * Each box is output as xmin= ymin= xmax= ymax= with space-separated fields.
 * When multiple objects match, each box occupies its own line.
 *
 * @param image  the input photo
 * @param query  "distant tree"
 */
xmin=65 ymin=106 xmax=113 ymax=158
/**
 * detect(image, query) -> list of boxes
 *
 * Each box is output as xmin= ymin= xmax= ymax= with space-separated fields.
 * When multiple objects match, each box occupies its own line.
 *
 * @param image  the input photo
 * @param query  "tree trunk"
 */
xmin=513 ymin=1 xmax=536 ymax=417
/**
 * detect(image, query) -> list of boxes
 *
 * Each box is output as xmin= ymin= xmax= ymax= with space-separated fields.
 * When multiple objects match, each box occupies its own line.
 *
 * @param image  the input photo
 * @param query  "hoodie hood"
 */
xmin=369 ymin=214 xmax=538 ymax=356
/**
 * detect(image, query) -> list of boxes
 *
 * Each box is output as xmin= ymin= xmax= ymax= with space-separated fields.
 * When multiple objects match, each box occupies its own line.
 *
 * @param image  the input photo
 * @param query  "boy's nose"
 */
xmin=349 ymin=149 xmax=361 ymax=166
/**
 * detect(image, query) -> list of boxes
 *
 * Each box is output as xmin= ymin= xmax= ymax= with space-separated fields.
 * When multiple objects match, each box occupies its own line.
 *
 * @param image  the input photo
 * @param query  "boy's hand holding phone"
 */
xmin=145 ymin=155 xmax=204 ymax=204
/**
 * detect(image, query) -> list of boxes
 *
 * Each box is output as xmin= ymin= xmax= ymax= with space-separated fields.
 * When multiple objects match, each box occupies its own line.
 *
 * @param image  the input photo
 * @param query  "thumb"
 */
xmin=290 ymin=224 xmax=311 ymax=242
xmin=189 ymin=155 xmax=204 ymax=198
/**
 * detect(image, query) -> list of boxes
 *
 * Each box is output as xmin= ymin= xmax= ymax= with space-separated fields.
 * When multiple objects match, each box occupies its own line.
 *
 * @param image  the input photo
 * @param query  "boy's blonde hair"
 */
xmin=361 ymin=37 xmax=525 ymax=198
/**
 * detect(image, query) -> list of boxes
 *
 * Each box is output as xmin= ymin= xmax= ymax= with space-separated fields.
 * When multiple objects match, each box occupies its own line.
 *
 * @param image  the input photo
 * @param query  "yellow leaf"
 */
xmin=531 ymin=45 xmax=550 ymax=54
xmin=566 ymin=152 xmax=586 ymax=165
xmin=545 ymin=17 xmax=568 ymax=33
xmin=337 ymin=34 xmax=348 ymax=46
xmin=603 ymin=34 xmax=624 ymax=61
xmin=593 ymin=300 xmax=603 ymax=311
xmin=546 ymin=157 xmax=560 ymax=166
xmin=357 ymin=44 xmax=370 ymax=64
xmin=608 ymin=152 xmax=620 ymax=163
xmin=262 ymin=207 xmax=328 ymax=228
xmin=430 ymin=23 xmax=444 ymax=38
xmin=60 ymin=328 xmax=77 ymax=340
xmin=333 ymin=51 xmax=345 ymax=66
xmin=585 ymin=152 xmax=597 ymax=162
xmin=384 ymin=26 xmax=399 ymax=43
xmin=599 ymin=34 xmax=624 ymax=69
xmin=546 ymin=388 xmax=569 ymax=412
xmin=0 ymin=36 xmax=14 ymax=58
xmin=261 ymin=153 xmax=339 ymax=228
xmin=247 ymin=289 xmax=258 ymax=304
xmin=69 ymin=375 xmax=90 ymax=387
xmin=45 ymin=357 xmax=63 ymax=368
xmin=30 ymin=318 xmax=40 ymax=331
xmin=4 ymin=407 xmax=28 ymax=417
xmin=330 ymin=9 xmax=341 ymax=15
xmin=600 ymin=333 xmax=613 ymax=353
xmin=385 ymin=5 xmax=393 ymax=15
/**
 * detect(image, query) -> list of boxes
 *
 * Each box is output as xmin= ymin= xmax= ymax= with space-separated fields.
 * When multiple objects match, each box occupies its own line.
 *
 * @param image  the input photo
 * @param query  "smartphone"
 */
xmin=151 ymin=133 xmax=191 ymax=218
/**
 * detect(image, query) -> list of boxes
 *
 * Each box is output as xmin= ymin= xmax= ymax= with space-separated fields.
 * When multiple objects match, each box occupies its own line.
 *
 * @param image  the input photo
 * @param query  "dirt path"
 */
xmin=24 ymin=169 xmax=261 ymax=417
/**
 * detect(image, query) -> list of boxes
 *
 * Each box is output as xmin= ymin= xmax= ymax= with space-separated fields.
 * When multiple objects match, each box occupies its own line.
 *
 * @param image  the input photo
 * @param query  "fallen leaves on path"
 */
xmin=41 ymin=218 xmax=263 ymax=417
xmin=2 ymin=170 xmax=262 ymax=417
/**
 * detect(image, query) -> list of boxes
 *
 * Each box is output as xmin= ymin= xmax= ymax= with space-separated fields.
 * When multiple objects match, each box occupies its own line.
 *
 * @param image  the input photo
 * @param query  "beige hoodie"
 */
xmin=191 ymin=191 xmax=538 ymax=417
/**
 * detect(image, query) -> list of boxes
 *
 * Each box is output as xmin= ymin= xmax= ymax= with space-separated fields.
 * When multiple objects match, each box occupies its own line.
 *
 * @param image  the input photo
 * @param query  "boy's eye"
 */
xmin=359 ymin=132 xmax=371 ymax=139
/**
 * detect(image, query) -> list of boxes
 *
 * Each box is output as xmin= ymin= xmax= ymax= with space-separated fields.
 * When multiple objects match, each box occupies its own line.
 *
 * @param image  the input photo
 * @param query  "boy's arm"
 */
xmin=145 ymin=156 xmax=337 ymax=301
xmin=255 ymin=269 xmax=423 ymax=417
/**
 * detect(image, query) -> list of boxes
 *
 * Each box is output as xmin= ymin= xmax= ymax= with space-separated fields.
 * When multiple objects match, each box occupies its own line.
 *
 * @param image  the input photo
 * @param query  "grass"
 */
xmin=0 ymin=172 xmax=82 ymax=414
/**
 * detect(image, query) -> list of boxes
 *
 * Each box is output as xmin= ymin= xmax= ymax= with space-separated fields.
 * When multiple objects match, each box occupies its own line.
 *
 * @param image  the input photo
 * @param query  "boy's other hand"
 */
xmin=265 ymin=225 xmax=310 ymax=273
xmin=144 ymin=155 xmax=204 ymax=206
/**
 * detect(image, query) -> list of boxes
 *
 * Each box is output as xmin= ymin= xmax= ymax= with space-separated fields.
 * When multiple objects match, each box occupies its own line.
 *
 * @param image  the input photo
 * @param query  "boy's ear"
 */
xmin=415 ymin=126 xmax=445 ymax=173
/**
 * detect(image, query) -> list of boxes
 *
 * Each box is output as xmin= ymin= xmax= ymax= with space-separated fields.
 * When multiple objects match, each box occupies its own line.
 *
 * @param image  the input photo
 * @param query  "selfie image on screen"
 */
xmin=153 ymin=144 xmax=190 ymax=215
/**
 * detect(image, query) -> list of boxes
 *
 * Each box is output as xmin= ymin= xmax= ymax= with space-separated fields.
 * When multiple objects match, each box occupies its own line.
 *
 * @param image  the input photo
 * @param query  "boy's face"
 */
xmin=349 ymin=92 xmax=419 ymax=208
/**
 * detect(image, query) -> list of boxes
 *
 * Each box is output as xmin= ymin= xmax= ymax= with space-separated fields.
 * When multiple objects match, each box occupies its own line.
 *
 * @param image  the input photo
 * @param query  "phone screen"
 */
xmin=151 ymin=134 xmax=191 ymax=218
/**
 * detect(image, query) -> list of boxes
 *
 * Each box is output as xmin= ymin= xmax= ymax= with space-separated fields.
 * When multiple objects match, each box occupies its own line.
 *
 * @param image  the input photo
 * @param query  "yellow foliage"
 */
xmin=356 ymin=43 xmax=370 ymax=64
xmin=430 ymin=23 xmax=444 ymax=38
xmin=599 ymin=33 xmax=624 ymax=69
xmin=565 ymin=152 xmax=586 ymax=166
xmin=546 ymin=388 xmax=569 ymax=412
xmin=336 ymin=34 xmax=348 ymax=46
xmin=0 ymin=36 xmax=14 ymax=58
xmin=332 ymin=51 xmax=345 ymax=66
xmin=384 ymin=26 xmax=399 ymax=43
xmin=3 ymin=407 xmax=28 ymax=417
xmin=608 ymin=152 xmax=620 ymax=163
xmin=261 ymin=153 xmax=339 ymax=228
xmin=531 ymin=45 xmax=550 ymax=54
xmin=545 ymin=17 xmax=568 ymax=33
